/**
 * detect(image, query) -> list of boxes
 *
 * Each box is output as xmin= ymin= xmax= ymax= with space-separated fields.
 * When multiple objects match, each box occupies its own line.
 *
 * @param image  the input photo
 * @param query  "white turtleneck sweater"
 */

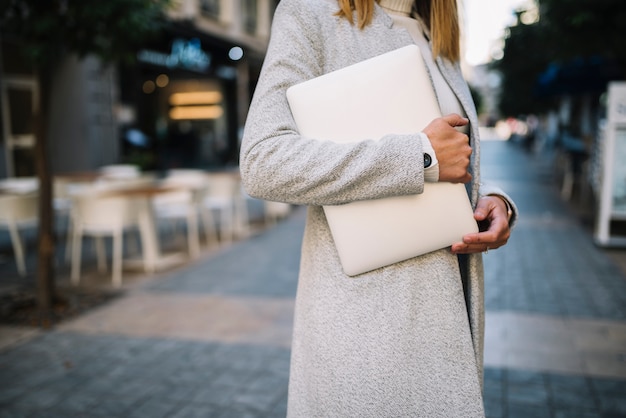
xmin=379 ymin=0 xmax=468 ymax=182
xmin=378 ymin=0 xmax=414 ymax=15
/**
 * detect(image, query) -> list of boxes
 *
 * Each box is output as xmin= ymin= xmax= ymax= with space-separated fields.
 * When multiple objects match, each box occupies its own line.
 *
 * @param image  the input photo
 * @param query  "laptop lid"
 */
xmin=286 ymin=45 xmax=478 ymax=276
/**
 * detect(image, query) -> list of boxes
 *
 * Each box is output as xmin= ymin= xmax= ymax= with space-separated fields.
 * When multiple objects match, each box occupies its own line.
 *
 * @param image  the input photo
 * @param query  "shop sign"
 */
xmin=595 ymin=81 xmax=626 ymax=246
xmin=138 ymin=38 xmax=211 ymax=72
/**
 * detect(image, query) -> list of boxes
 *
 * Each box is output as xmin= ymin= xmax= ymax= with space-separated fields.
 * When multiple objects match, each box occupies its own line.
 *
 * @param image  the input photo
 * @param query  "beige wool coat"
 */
xmin=240 ymin=0 xmax=517 ymax=416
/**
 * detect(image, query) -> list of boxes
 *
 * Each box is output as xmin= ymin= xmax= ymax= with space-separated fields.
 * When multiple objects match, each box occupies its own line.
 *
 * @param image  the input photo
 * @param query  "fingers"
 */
xmin=451 ymin=243 xmax=497 ymax=254
xmin=451 ymin=197 xmax=511 ymax=254
xmin=472 ymin=197 xmax=494 ymax=222
xmin=423 ymin=115 xmax=469 ymax=139
xmin=450 ymin=233 xmax=508 ymax=254
xmin=441 ymin=113 xmax=469 ymax=128
xmin=421 ymin=114 xmax=472 ymax=184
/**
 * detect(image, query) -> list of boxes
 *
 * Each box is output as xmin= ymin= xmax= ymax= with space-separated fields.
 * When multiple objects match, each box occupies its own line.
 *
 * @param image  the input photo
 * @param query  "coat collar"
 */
xmin=435 ymin=57 xmax=481 ymax=202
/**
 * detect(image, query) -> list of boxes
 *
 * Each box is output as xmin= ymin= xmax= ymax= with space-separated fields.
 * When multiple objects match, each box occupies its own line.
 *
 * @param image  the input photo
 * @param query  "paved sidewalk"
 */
xmin=479 ymin=139 xmax=626 ymax=418
xmin=1 ymin=139 xmax=625 ymax=418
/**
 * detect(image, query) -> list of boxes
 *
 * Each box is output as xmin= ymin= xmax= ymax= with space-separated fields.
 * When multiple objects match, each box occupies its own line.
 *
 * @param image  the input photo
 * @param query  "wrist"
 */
xmin=488 ymin=194 xmax=513 ymax=223
xmin=420 ymin=132 xmax=439 ymax=182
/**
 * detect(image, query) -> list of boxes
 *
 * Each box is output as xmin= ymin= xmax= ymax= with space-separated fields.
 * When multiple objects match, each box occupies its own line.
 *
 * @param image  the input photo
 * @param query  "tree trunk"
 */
xmin=34 ymin=68 xmax=56 ymax=319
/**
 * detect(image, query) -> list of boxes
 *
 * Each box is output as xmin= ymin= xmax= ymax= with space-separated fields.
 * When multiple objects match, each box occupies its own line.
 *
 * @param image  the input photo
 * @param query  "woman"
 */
xmin=240 ymin=0 xmax=517 ymax=416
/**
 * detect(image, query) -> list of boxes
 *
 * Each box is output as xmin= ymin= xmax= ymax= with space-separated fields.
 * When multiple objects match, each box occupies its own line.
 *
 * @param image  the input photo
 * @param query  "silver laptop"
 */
xmin=286 ymin=45 xmax=478 ymax=276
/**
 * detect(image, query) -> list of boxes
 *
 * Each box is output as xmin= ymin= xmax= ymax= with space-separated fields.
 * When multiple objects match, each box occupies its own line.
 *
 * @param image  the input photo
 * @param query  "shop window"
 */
xmin=147 ymin=79 xmax=235 ymax=168
xmin=8 ymin=88 xmax=34 ymax=137
xmin=1 ymin=81 xmax=37 ymax=176
xmin=200 ymin=0 xmax=221 ymax=20
xmin=242 ymin=0 xmax=258 ymax=35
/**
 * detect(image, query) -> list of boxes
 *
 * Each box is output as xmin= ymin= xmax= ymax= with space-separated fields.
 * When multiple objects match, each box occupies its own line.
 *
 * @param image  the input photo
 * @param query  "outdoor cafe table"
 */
xmin=102 ymin=183 xmax=197 ymax=274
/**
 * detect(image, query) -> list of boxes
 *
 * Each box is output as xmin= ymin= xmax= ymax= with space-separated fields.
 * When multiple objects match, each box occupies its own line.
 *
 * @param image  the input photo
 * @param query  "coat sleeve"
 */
xmin=239 ymin=0 xmax=427 ymax=206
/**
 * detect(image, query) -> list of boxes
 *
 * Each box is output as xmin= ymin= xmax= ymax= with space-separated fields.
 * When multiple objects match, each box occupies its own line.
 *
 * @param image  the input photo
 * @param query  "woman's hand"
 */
xmin=451 ymin=195 xmax=511 ymax=254
xmin=422 ymin=114 xmax=472 ymax=184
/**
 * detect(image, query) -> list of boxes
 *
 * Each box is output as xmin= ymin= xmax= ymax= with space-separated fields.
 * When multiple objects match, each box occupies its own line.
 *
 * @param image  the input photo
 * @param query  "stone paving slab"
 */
xmin=0 ymin=326 xmax=40 ymax=352
xmin=485 ymin=311 xmax=626 ymax=379
xmin=483 ymin=367 xmax=626 ymax=418
xmin=58 ymin=293 xmax=294 ymax=348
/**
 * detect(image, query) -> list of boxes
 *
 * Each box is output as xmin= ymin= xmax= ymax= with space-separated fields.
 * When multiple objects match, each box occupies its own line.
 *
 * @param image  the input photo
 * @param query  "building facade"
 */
xmin=0 ymin=0 xmax=279 ymax=177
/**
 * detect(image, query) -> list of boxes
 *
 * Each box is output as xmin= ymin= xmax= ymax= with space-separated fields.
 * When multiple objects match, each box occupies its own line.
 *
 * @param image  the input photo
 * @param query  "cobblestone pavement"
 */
xmin=0 ymin=138 xmax=625 ymax=418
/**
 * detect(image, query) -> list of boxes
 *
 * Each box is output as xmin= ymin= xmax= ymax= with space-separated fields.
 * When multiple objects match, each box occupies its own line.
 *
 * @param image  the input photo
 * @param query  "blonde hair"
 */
xmin=335 ymin=0 xmax=460 ymax=62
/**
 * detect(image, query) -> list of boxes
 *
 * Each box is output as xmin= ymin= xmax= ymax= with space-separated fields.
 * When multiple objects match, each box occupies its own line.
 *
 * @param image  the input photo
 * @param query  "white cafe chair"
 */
xmin=152 ymin=170 xmax=207 ymax=256
xmin=201 ymin=173 xmax=249 ymax=244
xmin=70 ymin=193 xmax=140 ymax=288
xmin=0 ymin=193 xmax=38 ymax=277
xmin=58 ymin=176 xmax=153 ymax=264
xmin=54 ymin=177 xmax=79 ymax=264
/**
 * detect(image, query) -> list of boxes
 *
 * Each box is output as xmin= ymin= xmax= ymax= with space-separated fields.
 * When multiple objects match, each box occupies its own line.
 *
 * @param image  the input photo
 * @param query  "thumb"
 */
xmin=441 ymin=113 xmax=469 ymax=128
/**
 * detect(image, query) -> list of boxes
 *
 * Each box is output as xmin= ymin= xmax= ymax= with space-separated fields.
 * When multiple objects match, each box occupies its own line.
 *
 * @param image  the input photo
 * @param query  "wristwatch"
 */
xmin=424 ymin=153 xmax=432 ymax=168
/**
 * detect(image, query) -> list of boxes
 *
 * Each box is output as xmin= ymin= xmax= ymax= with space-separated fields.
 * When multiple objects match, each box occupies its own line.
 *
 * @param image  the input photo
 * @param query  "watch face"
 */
xmin=424 ymin=153 xmax=432 ymax=168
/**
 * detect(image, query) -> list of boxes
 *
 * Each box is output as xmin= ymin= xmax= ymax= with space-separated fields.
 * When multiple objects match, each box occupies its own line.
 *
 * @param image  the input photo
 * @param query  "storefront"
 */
xmin=0 ymin=3 xmax=272 ymax=178
xmin=117 ymin=23 xmax=261 ymax=172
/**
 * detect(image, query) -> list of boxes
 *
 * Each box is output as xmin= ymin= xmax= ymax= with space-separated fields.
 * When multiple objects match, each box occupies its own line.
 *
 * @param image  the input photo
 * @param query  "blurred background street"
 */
xmin=1 ymin=0 xmax=626 ymax=417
